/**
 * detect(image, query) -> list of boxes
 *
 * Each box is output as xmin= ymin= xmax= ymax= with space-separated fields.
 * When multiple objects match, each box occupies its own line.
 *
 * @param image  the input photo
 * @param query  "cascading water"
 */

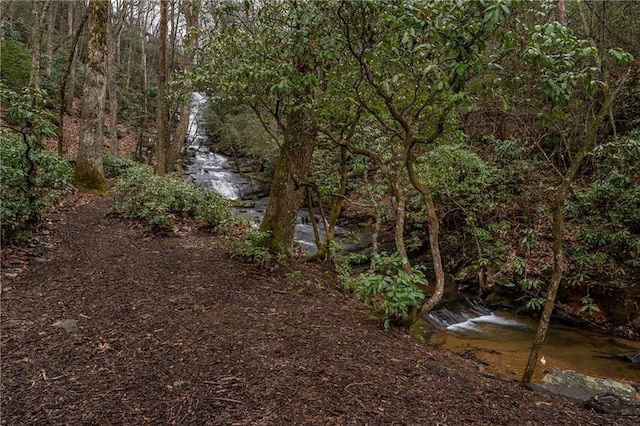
xmin=184 ymin=93 xmax=258 ymax=200
xmin=182 ymin=93 xmax=350 ymax=254
xmin=427 ymin=296 xmax=522 ymax=332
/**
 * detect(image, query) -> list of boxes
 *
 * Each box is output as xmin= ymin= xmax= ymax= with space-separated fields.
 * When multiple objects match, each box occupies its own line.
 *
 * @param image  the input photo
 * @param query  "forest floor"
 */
xmin=2 ymin=191 xmax=639 ymax=425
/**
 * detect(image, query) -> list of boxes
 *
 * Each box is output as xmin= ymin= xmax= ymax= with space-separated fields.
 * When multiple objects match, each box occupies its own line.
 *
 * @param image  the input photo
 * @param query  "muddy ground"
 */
xmin=1 ymin=193 xmax=638 ymax=425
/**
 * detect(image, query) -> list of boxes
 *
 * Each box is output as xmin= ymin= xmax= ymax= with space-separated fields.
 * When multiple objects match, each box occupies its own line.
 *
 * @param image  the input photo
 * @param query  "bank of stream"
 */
xmin=182 ymin=93 xmax=640 ymax=386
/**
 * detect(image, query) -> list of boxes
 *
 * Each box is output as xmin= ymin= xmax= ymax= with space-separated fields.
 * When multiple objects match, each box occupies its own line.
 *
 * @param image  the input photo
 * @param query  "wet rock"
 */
xmin=582 ymin=393 xmax=640 ymax=416
xmin=233 ymin=200 xmax=256 ymax=208
xmin=455 ymin=265 xmax=478 ymax=283
xmin=539 ymin=367 xmax=638 ymax=402
xmin=493 ymin=271 xmax=514 ymax=287
xmin=619 ymin=352 xmax=640 ymax=363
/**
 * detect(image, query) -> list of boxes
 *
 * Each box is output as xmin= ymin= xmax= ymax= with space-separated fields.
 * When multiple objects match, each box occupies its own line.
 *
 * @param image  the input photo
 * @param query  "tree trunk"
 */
xmin=165 ymin=0 xmax=200 ymax=172
xmin=58 ymin=12 xmax=88 ymax=155
xmin=66 ymin=2 xmax=77 ymax=111
xmin=28 ymin=1 xmax=45 ymax=89
xmin=140 ymin=1 xmax=148 ymax=114
xmin=44 ymin=0 xmax=57 ymax=78
xmin=155 ymin=0 xmax=168 ymax=175
xmin=326 ymin=146 xmax=348 ymax=245
xmin=521 ymin=79 xmax=623 ymax=383
xmin=390 ymin=180 xmax=412 ymax=274
xmin=556 ymin=0 xmax=568 ymax=25
xmin=75 ymin=0 xmax=109 ymax=191
xmin=522 ymin=184 xmax=567 ymax=383
xmin=407 ymin=153 xmax=446 ymax=317
xmin=259 ymin=105 xmax=318 ymax=255
xmin=107 ymin=16 xmax=118 ymax=156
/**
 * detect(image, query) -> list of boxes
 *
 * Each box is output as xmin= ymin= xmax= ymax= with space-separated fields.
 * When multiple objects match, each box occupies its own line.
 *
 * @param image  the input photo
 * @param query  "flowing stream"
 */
xmin=427 ymin=295 xmax=640 ymax=383
xmin=182 ymin=93 xmax=640 ymax=384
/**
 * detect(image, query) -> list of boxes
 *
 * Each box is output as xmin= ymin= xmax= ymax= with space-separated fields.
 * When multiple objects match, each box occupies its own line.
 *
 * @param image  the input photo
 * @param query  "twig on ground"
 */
xmin=212 ymin=397 xmax=242 ymax=404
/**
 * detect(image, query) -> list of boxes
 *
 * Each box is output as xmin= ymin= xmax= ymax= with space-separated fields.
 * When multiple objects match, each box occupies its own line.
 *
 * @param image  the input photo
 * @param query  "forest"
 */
xmin=1 ymin=0 xmax=640 ymax=421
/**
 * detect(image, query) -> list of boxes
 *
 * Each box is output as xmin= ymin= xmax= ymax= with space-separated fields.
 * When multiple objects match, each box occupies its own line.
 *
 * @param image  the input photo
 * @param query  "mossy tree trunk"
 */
xmin=259 ymin=105 xmax=318 ymax=255
xmin=75 ymin=0 xmax=109 ymax=191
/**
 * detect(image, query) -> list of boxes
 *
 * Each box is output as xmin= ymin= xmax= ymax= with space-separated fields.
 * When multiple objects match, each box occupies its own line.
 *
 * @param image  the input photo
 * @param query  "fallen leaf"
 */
xmin=96 ymin=342 xmax=112 ymax=353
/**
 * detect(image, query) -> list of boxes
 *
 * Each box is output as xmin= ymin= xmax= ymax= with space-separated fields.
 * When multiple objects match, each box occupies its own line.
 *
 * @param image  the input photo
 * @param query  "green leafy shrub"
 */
xmin=102 ymin=155 xmax=141 ymax=178
xmin=1 ymin=86 xmax=73 ymax=243
xmin=0 ymin=40 xmax=31 ymax=90
xmin=229 ymin=229 xmax=281 ymax=264
xmin=204 ymin=100 xmax=279 ymax=171
xmin=109 ymin=165 xmax=237 ymax=233
xmin=1 ymin=133 xmax=73 ymax=242
xmin=346 ymin=252 xmax=426 ymax=328
xmin=566 ymin=132 xmax=640 ymax=285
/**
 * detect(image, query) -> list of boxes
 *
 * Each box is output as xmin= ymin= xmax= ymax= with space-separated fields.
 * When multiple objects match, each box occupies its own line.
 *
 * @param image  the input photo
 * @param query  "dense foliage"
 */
xmin=344 ymin=252 xmax=427 ymax=329
xmin=0 ymin=40 xmax=31 ymax=90
xmin=0 ymin=87 xmax=73 ymax=243
xmin=109 ymin=162 xmax=237 ymax=234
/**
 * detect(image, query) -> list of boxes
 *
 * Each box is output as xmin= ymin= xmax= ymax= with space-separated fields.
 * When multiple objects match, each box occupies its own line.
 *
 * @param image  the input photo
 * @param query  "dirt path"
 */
xmin=1 ymin=194 xmax=637 ymax=425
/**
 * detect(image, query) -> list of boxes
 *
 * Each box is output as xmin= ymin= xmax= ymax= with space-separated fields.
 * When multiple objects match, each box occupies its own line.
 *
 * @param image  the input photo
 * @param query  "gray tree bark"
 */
xmin=44 ymin=0 xmax=57 ymax=77
xmin=76 ymin=0 xmax=109 ymax=190
xmin=155 ymin=0 xmax=168 ymax=175
xmin=107 ymin=21 xmax=118 ymax=156
xmin=28 ymin=1 xmax=46 ymax=89
xmin=259 ymin=105 xmax=318 ymax=255
xmin=165 ymin=0 xmax=200 ymax=172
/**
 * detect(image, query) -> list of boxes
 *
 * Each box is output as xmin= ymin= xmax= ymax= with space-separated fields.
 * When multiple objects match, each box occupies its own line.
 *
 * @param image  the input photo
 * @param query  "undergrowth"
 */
xmin=343 ymin=252 xmax=427 ymax=329
xmin=108 ymin=162 xmax=237 ymax=234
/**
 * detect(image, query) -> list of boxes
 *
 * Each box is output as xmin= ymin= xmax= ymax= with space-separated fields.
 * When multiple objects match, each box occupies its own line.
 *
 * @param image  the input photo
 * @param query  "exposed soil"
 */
xmin=1 ymin=192 xmax=638 ymax=425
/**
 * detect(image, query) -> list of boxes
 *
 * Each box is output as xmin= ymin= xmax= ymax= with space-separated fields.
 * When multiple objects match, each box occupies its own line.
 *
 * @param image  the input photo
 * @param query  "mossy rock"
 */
xmin=408 ymin=318 xmax=438 ymax=342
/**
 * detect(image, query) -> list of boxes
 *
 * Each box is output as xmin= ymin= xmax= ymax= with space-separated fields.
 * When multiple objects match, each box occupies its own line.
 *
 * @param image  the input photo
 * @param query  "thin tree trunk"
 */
xmin=66 ymin=2 xmax=77 ymax=110
xmin=139 ymin=0 xmax=148 ymax=114
xmin=107 ymin=18 xmax=118 ymax=156
xmin=556 ymin=0 xmax=567 ymax=25
xmin=259 ymin=105 xmax=318 ymax=255
xmin=28 ymin=1 xmax=46 ymax=89
xmin=407 ymin=153 xmax=446 ymax=317
xmin=58 ymin=12 xmax=88 ymax=156
xmin=521 ymin=82 xmax=624 ymax=383
xmin=390 ymin=181 xmax=411 ymax=274
xmin=326 ymin=145 xmax=348 ymax=244
xmin=44 ymin=0 xmax=57 ymax=77
xmin=169 ymin=0 xmax=177 ymax=69
xmin=76 ymin=0 xmax=109 ymax=190
xmin=155 ymin=0 xmax=168 ymax=175
xmin=165 ymin=0 xmax=199 ymax=172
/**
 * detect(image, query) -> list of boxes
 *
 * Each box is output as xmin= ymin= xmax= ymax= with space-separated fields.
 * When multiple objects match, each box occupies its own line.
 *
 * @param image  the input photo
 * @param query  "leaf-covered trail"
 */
xmin=1 ymin=193 xmax=636 ymax=425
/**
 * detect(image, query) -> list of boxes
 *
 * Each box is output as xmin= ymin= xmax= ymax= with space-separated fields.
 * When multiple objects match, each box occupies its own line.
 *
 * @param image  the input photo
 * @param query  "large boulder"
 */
xmin=539 ymin=367 xmax=640 ymax=415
